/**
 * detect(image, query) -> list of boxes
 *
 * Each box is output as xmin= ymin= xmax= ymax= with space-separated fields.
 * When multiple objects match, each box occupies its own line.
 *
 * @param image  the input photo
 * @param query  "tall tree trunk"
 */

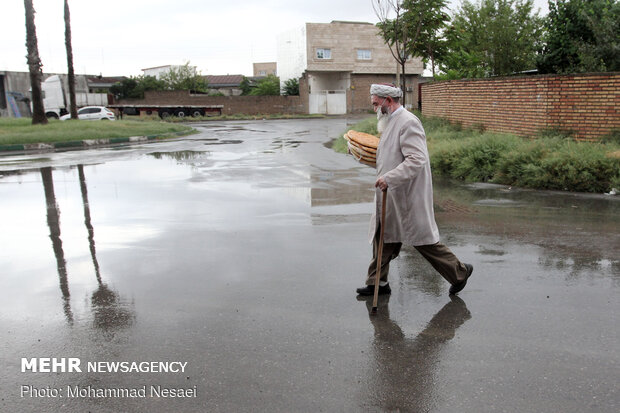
xmin=429 ymin=44 xmax=436 ymax=79
xmin=64 ymin=0 xmax=78 ymax=119
xmin=24 ymin=0 xmax=47 ymax=124
xmin=400 ymin=61 xmax=407 ymax=107
xmin=400 ymin=28 xmax=407 ymax=108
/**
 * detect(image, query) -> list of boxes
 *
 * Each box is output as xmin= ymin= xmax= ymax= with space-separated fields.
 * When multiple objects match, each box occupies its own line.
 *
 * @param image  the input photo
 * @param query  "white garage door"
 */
xmin=309 ymin=90 xmax=346 ymax=115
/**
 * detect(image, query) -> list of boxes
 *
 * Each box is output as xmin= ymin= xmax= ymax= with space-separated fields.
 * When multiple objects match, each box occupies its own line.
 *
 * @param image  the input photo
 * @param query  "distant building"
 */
xmin=0 ymin=70 xmax=32 ymax=118
xmin=0 ymin=70 xmax=119 ymax=118
xmin=142 ymin=65 xmax=196 ymax=79
xmin=277 ymin=21 xmax=424 ymax=114
xmin=204 ymin=74 xmax=245 ymax=96
xmin=253 ymin=62 xmax=277 ymax=77
xmin=87 ymin=75 xmax=126 ymax=93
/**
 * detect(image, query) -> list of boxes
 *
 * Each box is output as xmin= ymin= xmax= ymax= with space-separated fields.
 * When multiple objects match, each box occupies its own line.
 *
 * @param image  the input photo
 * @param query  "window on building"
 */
xmin=316 ymin=48 xmax=332 ymax=59
xmin=259 ymin=71 xmax=266 ymax=76
xmin=357 ymin=49 xmax=372 ymax=60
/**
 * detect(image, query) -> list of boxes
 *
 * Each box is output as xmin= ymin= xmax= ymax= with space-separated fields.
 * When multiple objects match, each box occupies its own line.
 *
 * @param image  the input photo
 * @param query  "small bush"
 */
xmin=429 ymin=138 xmax=463 ymax=175
xmin=495 ymin=139 xmax=557 ymax=186
xmin=535 ymin=142 xmax=619 ymax=192
xmin=600 ymin=128 xmax=620 ymax=145
xmin=450 ymin=134 xmax=520 ymax=182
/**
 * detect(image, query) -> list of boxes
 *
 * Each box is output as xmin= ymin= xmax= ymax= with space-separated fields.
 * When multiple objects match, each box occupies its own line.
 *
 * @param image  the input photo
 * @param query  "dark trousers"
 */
xmin=366 ymin=225 xmax=468 ymax=286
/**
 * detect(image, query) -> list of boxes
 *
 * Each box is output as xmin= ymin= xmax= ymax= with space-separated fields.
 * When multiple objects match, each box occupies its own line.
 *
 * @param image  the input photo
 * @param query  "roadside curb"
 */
xmin=0 ymin=130 xmax=192 ymax=154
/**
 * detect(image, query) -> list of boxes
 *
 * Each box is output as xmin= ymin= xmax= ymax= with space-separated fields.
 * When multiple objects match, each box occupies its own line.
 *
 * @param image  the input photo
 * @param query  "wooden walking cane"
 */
xmin=371 ymin=189 xmax=388 ymax=314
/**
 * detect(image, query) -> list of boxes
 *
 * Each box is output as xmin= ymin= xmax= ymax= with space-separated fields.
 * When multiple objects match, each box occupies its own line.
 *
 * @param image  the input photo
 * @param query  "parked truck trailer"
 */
xmin=109 ymin=104 xmax=223 ymax=119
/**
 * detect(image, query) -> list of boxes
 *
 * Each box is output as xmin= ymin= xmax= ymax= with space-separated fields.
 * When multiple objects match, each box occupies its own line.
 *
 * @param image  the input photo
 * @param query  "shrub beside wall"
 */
xmin=421 ymin=72 xmax=620 ymax=140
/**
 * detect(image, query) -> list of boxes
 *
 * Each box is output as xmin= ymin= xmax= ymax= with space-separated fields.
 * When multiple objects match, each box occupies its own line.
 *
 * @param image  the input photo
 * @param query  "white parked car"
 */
xmin=60 ymin=106 xmax=116 ymax=121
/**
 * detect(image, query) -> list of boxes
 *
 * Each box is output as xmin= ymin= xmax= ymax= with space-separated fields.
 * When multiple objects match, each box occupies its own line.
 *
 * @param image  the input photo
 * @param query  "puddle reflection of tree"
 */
xmin=41 ymin=167 xmax=73 ymax=324
xmin=40 ymin=165 xmax=135 ymax=338
xmin=78 ymin=165 xmax=135 ymax=338
xmin=148 ymin=151 xmax=207 ymax=162
xmin=359 ymin=295 xmax=471 ymax=411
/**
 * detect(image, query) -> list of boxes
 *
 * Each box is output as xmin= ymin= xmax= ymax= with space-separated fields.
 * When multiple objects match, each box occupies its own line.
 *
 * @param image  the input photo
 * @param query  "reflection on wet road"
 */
xmin=0 ymin=119 xmax=618 ymax=412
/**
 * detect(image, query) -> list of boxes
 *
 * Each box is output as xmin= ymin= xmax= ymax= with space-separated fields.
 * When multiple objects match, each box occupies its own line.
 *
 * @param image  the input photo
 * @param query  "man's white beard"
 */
xmin=377 ymin=108 xmax=389 ymax=135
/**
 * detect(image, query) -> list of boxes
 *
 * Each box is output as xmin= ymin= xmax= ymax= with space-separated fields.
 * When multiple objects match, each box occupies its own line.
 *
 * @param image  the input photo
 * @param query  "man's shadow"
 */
xmin=358 ymin=295 xmax=471 ymax=412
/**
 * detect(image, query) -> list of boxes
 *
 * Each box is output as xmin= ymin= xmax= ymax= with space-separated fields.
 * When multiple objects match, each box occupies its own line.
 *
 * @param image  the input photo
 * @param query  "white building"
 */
xmin=142 ymin=65 xmax=196 ymax=79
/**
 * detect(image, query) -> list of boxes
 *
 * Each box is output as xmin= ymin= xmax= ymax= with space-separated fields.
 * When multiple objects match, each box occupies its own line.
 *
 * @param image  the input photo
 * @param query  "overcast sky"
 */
xmin=4 ymin=0 xmax=549 ymax=78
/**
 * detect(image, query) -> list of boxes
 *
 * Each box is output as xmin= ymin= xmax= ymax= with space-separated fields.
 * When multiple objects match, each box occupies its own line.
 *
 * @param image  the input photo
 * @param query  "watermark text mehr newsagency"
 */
xmin=21 ymin=358 xmax=187 ymax=373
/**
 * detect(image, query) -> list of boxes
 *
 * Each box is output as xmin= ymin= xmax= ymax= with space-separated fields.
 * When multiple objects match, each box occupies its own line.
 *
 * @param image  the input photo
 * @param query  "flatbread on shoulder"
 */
xmin=345 ymin=134 xmax=377 ymax=154
xmin=347 ymin=140 xmax=376 ymax=158
xmin=346 ymin=130 xmax=379 ymax=150
xmin=347 ymin=142 xmax=376 ymax=168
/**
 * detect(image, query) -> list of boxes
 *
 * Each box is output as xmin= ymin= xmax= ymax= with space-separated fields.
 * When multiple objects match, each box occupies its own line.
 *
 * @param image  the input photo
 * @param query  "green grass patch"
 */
xmin=0 ymin=118 xmax=194 ymax=146
xmin=338 ymin=111 xmax=620 ymax=193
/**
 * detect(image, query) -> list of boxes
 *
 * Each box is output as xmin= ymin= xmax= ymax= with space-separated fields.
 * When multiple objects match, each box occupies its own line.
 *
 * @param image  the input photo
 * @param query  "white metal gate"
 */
xmin=309 ymin=90 xmax=346 ymax=115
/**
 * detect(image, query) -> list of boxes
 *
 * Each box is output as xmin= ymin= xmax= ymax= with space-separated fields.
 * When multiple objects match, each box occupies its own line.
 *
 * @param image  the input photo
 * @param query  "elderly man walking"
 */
xmin=356 ymin=83 xmax=473 ymax=297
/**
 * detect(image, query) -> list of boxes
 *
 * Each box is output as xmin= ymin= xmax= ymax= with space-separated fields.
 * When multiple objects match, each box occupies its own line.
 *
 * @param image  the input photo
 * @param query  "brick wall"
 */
xmin=421 ymin=72 xmax=620 ymax=139
xmin=350 ymin=74 xmax=422 ymax=114
xmin=116 ymin=90 xmax=307 ymax=116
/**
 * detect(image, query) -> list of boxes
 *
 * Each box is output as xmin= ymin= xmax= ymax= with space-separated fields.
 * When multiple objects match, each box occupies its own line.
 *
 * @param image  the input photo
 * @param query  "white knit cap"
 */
xmin=370 ymin=83 xmax=403 ymax=98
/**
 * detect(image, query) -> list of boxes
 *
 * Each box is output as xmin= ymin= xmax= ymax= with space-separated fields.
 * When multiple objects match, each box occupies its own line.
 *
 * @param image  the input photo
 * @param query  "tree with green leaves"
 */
xmin=110 ymin=76 xmax=166 ymax=100
xmin=24 ymin=0 xmax=47 ymax=124
xmin=406 ymin=0 xmax=451 ymax=78
xmin=374 ymin=0 xmax=413 ymax=104
xmin=111 ymin=62 xmax=211 ymax=100
xmin=374 ymin=0 xmax=452 ymax=99
xmin=239 ymin=77 xmax=253 ymax=96
xmin=249 ymin=75 xmax=281 ymax=96
xmin=537 ymin=0 xmax=620 ymax=74
xmin=441 ymin=0 xmax=543 ymax=78
xmin=282 ymin=78 xmax=299 ymax=96
xmin=159 ymin=62 xmax=209 ymax=92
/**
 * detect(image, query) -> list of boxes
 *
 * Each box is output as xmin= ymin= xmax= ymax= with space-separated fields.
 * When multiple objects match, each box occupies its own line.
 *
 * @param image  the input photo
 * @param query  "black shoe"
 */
xmin=449 ymin=264 xmax=473 ymax=295
xmin=356 ymin=283 xmax=391 ymax=296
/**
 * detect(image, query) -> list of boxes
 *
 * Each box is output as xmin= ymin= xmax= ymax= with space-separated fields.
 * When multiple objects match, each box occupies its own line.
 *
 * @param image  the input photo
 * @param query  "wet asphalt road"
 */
xmin=0 ymin=118 xmax=618 ymax=413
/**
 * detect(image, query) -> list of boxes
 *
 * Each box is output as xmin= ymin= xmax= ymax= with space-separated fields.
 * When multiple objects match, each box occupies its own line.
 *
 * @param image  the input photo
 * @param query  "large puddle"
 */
xmin=1 ymin=118 xmax=618 ymax=412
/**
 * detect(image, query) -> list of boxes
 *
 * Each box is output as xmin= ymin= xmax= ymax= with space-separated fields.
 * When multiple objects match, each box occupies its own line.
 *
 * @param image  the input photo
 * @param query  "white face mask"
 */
xmin=372 ymin=96 xmax=390 ymax=134
xmin=376 ymin=104 xmax=389 ymax=134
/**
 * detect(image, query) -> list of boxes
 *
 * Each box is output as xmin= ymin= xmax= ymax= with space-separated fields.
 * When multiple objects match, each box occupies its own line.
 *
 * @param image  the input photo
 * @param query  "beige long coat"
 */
xmin=369 ymin=108 xmax=440 ymax=246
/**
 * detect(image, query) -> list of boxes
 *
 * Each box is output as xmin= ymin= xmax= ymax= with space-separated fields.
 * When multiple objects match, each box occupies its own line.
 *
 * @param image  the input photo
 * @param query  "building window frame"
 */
xmin=357 ymin=49 xmax=372 ymax=60
xmin=316 ymin=48 xmax=332 ymax=60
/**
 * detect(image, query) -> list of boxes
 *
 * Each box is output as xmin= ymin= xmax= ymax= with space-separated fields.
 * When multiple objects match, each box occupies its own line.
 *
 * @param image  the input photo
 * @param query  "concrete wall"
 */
xmin=277 ymin=26 xmax=308 ymax=88
xmin=117 ymin=90 xmax=307 ymax=116
xmin=1 ymin=71 xmax=32 ymax=117
xmin=421 ymin=72 xmax=620 ymax=139
xmin=307 ymin=71 xmax=350 ymax=92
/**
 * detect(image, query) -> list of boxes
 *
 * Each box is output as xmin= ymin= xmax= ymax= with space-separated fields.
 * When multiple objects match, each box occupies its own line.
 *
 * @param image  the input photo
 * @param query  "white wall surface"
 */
xmin=276 ymin=26 xmax=307 ymax=88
